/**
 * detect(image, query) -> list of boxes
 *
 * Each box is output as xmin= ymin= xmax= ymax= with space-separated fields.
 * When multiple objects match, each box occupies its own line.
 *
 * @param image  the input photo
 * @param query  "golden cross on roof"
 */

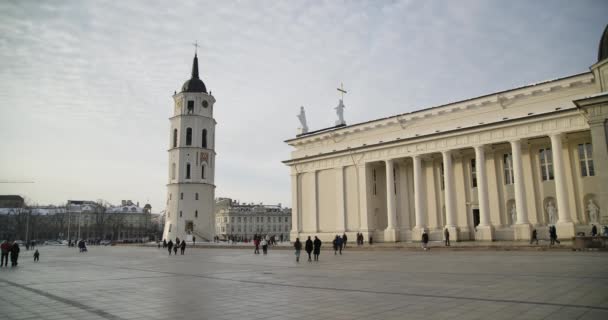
xmin=337 ymin=82 xmax=347 ymax=100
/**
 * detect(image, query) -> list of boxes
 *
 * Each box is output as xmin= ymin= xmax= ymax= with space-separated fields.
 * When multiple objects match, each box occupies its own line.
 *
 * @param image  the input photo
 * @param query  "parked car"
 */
xmin=99 ymin=240 xmax=112 ymax=246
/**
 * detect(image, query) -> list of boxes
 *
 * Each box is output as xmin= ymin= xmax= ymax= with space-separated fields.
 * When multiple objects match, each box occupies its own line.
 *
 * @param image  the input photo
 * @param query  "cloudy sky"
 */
xmin=0 ymin=0 xmax=606 ymax=211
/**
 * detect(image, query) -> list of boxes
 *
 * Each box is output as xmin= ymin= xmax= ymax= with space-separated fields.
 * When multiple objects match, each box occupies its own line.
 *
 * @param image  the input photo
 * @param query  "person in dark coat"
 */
xmin=591 ymin=225 xmax=598 ymax=237
xmin=444 ymin=228 xmax=450 ymax=246
xmin=167 ymin=240 xmax=174 ymax=255
xmin=10 ymin=241 xmax=20 ymax=266
xmin=0 ymin=240 xmax=11 ymax=267
xmin=421 ymin=231 xmax=429 ymax=251
xmin=342 ymin=233 xmax=347 ymax=249
xmin=33 ymin=249 xmax=40 ymax=262
xmin=294 ymin=238 xmax=302 ymax=262
xmin=173 ymin=243 xmax=178 ymax=255
xmin=305 ymin=236 xmax=313 ymax=262
xmin=333 ymin=235 xmax=339 ymax=255
xmin=549 ymin=226 xmax=560 ymax=245
xmin=192 ymin=236 xmax=196 ymax=247
xmin=313 ymin=236 xmax=322 ymax=261
xmin=163 ymin=239 xmax=167 ymax=248
xmin=180 ymin=240 xmax=186 ymax=255
xmin=530 ymin=229 xmax=539 ymax=245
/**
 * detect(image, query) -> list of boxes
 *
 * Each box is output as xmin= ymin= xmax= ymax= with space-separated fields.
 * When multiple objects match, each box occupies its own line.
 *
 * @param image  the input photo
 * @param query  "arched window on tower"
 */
xmin=173 ymin=129 xmax=178 ymax=148
xmin=171 ymin=163 xmax=176 ymax=180
xmin=186 ymin=163 xmax=191 ymax=179
xmin=186 ymin=128 xmax=192 ymax=146
xmin=202 ymin=129 xmax=207 ymax=148
xmin=195 ymin=210 xmax=198 ymax=218
xmin=201 ymin=164 xmax=206 ymax=179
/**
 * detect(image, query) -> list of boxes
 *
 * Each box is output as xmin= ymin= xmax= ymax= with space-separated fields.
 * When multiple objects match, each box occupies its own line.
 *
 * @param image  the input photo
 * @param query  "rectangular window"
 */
xmin=373 ymin=168 xmax=377 ymax=196
xmin=578 ymin=143 xmax=595 ymax=177
xmin=393 ymin=167 xmax=397 ymax=195
xmin=503 ymin=153 xmax=514 ymax=185
xmin=186 ymin=163 xmax=191 ymax=179
xmin=470 ymin=159 xmax=477 ymax=188
xmin=539 ymin=148 xmax=554 ymax=181
xmin=180 ymin=193 xmax=183 ymax=200
xmin=440 ymin=163 xmax=445 ymax=190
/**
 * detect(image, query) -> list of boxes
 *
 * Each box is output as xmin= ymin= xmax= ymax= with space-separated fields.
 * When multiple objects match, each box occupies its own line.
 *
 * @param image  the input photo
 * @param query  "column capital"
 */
xmin=473 ymin=144 xmax=486 ymax=151
xmin=441 ymin=149 xmax=452 ymax=156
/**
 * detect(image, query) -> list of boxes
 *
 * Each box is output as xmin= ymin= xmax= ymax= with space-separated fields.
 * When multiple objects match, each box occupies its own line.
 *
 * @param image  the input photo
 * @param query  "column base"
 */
xmin=513 ymin=223 xmax=532 ymax=240
xmin=555 ymin=221 xmax=576 ymax=239
xmin=289 ymin=231 xmax=300 ymax=242
xmin=383 ymin=227 xmax=400 ymax=242
xmin=475 ymin=225 xmax=495 ymax=241
xmin=411 ymin=227 xmax=428 ymax=242
xmin=445 ymin=226 xmax=460 ymax=242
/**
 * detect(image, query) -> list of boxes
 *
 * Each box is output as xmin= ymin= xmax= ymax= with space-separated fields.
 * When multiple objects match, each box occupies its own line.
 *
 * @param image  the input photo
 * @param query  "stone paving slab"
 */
xmin=0 ymin=246 xmax=607 ymax=320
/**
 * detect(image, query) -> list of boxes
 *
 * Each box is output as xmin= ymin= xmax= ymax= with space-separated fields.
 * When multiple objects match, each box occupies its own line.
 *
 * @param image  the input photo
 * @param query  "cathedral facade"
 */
xmin=162 ymin=53 xmax=216 ymax=242
xmin=284 ymin=26 xmax=608 ymax=242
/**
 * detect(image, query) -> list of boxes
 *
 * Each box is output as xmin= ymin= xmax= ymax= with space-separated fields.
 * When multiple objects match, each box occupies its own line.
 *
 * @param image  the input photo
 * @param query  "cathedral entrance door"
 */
xmin=473 ymin=209 xmax=480 ymax=228
xmin=185 ymin=221 xmax=194 ymax=233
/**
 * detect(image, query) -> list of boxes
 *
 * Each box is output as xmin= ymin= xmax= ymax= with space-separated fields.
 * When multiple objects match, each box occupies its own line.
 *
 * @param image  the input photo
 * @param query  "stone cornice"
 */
xmin=285 ymin=109 xmax=589 ymax=173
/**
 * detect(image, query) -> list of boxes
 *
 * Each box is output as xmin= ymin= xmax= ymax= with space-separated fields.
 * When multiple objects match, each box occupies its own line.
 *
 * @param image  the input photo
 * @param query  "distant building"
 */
xmin=214 ymin=198 xmax=291 ymax=241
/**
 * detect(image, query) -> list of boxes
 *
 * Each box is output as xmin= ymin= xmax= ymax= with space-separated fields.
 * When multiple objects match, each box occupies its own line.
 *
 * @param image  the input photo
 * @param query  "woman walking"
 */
xmin=167 ymin=239 xmax=173 ymax=255
xmin=305 ymin=236 xmax=313 ymax=262
xmin=294 ymin=238 xmax=302 ymax=262
xmin=261 ymin=238 xmax=268 ymax=255
xmin=313 ymin=236 xmax=322 ymax=261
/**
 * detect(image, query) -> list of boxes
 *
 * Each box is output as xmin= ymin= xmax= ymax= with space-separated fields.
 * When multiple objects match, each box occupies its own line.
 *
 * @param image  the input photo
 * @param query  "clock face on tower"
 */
xmin=202 ymin=100 xmax=209 ymax=108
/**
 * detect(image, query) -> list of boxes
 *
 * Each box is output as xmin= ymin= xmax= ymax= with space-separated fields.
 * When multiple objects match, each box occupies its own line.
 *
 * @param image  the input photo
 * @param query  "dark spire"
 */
xmin=598 ymin=24 xmax=608 ymax=62
xmin=191 ymin=53 xmax=200 ymax=79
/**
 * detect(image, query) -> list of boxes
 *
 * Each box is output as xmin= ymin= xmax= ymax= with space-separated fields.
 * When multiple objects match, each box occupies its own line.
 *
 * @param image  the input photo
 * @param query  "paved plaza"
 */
xmin=1 ymin=246 xmax=607 ymax=320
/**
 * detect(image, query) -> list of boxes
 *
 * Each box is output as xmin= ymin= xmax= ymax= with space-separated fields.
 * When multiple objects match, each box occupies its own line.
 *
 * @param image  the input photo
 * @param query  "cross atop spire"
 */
xmin=337 ymin=82 xmax=347 ymax=100
xmin=192 ymin=41 xmax=200 ymax=55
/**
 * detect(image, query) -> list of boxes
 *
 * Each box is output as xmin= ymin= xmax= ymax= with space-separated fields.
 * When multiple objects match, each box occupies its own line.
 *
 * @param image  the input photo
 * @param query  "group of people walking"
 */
xmin=162 ymin=238 xmax=187 ymax=255
xmin=293 ymin=236 xmax=323 ymax=262
xmin=1 ymin=240 xmax=20 ymax=267
xmin=253 ymin=234 xmax=270 ymax=255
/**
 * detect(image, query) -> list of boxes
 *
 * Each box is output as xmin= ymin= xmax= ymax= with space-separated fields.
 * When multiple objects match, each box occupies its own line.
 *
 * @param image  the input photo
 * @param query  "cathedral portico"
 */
xmin=285 ymin=27 xmax=608 ymax=243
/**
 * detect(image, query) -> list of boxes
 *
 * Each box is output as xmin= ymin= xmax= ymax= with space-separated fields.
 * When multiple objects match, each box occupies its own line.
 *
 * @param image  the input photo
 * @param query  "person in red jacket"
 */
xmin=1 ymin=240 xmax=11 ymax=267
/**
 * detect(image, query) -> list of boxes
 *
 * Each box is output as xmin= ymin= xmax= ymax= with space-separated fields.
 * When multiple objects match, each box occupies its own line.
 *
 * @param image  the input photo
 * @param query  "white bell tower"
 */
xmin=162 ymin=51 xmax=216 ymax=242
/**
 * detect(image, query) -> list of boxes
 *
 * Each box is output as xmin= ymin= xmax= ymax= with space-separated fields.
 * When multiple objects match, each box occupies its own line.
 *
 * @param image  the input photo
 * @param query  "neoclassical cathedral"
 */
xmin=162 ymin=53 xmax=216 ymax=242
xmin=284 ymin=26 xmax=608 ymax=242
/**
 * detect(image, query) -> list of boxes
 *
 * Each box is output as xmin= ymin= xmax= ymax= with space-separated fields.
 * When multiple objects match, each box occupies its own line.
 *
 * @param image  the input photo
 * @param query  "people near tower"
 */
xmin=261 ymin=237 xmax=268 ymax=255
xmin=313 ymin=236 xmax=322 ymax=261
xmin=33 ymin=249 xmax=40 ymax=262
xmin=421 ymin=231 xmax=429 ymax=251
xmin=305 ymin=236 xmax=313 ymax=262
xmin=591 ymin=224 xmax=598 ymax=237
xmin=369 ymin=235 xmax=373 ymax=245
xmin=342 ymin=233 xmax=347 ymax=249
xmin=444 ymin=228 xmax=450 ymax=247
xmin=530 ymin=229 xmax=539 ymax=245
xmin=167 ymin=240 xmax=174 ymax=255
xmin=1 ymin=240 xmax=11 ymax=267
xmin=173 ymin=243 xmax=178 ymax=255
xmin=180 ymin=240 xmax=186 ymax=255
xmin=294 ymin=238 xmax=302 ymax=263
xmin=10 ymin=241 xmax=20 ymax=266
xmin=163 ymin=239 xmax=167 ymax=248
xmin=193 ymin=236 xmax=196 ymax=247
xmin=333 ymin=235 xmax=343 ymax=255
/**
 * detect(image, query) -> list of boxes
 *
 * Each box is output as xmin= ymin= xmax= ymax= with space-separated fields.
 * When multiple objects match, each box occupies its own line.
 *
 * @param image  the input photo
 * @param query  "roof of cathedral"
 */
xmin=181 ymin=53 xmax=207 ymax=93
xmin=599 ymin=24 xmax=608 ymax=62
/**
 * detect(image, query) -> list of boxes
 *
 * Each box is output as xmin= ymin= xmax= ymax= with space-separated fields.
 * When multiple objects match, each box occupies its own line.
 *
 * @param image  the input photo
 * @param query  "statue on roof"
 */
xmin=297 ymin=106 xmax=308 ymax=134
xmin=335 ymin=99 xmax=346 ymax=126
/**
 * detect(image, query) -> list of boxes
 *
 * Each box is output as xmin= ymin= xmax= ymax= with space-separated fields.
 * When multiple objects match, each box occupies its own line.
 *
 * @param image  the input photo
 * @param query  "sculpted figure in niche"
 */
xmin=587 ymin=199 xmax=599 ymax=224
xmin=297 ymin=106 xmax=308 ymax=133
xmin=511 ymin=204 xmax=517 ymax=225
xmin=546 ymin=201 xmax=557 ymax=225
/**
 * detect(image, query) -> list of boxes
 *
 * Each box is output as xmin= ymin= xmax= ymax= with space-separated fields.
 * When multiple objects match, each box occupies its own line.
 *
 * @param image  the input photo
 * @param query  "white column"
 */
xmin=442 ymin=150 xmax=456 ymax=227
xmin=336 ymin=167 xmax=346 ymax=232
xmin=413 ymin=155 xmax=426 ymax=229
xmin=311 ymin=170 xmax=319 ymax=232
xmin=549 ymin=133 xmax=572 ymax=223
xmin=385 ymin=159 xmax=397 ymax=229
xmin=290 ymin=173 xmax=299 ymax=235
xmin=474 ymin=145 xmax=490 ymax=227
xmin=357 ymin=164 xmax=370 ymax=232
xmin=510 ymin=139 xmax=529 ymax=224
